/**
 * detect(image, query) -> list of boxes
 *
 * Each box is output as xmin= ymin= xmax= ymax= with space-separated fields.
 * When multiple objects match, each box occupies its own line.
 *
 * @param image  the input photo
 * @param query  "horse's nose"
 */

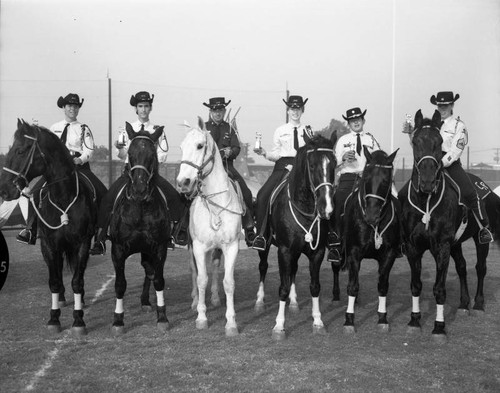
xmin=176 ymin=177 xmax=191 ymax=191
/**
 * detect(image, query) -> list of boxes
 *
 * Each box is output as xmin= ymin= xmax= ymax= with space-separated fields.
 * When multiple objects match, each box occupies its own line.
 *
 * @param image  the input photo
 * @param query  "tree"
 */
xmin=317 ymin=118 xmax=350 ymax=140
xmin=92 ymin=145 xmax=110 ymax=161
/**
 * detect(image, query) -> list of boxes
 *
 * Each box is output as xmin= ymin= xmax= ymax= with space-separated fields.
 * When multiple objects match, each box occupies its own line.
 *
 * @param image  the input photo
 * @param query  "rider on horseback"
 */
xmin=403 ymin=91 xmax=493 ymax=244
xmin=203 ymin=97 xmax=256 ymax=246
xmin=89 ymin=91 xmax=188 ymax=255
xmin=251 ymin=95 xmax=314 ymax=251
xmin=17 ymin=93 xmax=107 ymax=245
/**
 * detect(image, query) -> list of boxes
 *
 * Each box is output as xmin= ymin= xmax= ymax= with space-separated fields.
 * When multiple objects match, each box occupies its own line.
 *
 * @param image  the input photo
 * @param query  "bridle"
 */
xmin=305 ymin=147 xmax=336 ymax=200
xmin=127 ymin=135 xmax=157 ymax=200
xmin=179 ymin=129 xmax=217 ymax=199
xmin=2 ymin=132 xmax=48 ymax=193
xmin=411 ymin=125 xmax=443 ymax=194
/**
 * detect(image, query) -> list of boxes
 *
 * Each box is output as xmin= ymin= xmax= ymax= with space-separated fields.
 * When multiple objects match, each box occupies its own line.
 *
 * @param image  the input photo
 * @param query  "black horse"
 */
xmin=342 ymin=147 xmax=401 ymax=333
xmin=0 ymin=120 xmax=100 ymax=335
xmin=254 ymin=133 xmax=337 ymax=340
xmin=399 ymin=109 xmax=498 ymax=339
xmin=109 ymin=122 xmax=170 ymax=334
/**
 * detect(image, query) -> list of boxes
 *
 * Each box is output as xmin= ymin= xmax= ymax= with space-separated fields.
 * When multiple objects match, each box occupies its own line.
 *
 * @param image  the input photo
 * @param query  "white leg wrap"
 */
xmin=256 ymin=282 xmax=265 ymax=305
xmin=115 ymin=298 xmax=124 ymax=314
xmin=74 ymin=293 xmax=83 ymax=310
xmin=289 ymin=283 xmax=298 ymax=306
xmin=51 ymin=293 xmax=59 ymax=310
xmin=347 ymin=296 xmax=356 ymax=314
xmin=311 ymin=297 xmax=324 ymax=327
xmin=378 ymin=296 xmax=387 ymax=313
xmin=436 ymin=304 xmax=444 ymax=322
xmin=412 ymin=296 xmax=420 ymax=313
xmin=273 ymin=300 xmax=286 ymax=331
xmin=156 ymin=291 xmax=165 ymax=307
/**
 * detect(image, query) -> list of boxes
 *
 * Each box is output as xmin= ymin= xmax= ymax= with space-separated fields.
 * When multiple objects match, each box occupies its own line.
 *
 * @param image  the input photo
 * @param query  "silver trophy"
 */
xmin=254 ymin=132 xmax=262 ymax=151
xmin=118 ymin=129 xmax=126 ymax=145
xmin=402 ymin=113 xmax=413 ymax=134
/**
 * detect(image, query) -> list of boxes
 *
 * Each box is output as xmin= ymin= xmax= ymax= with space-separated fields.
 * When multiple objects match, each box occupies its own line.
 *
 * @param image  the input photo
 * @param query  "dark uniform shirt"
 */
xmin=205 ymin=120 xmax=240 ymax=162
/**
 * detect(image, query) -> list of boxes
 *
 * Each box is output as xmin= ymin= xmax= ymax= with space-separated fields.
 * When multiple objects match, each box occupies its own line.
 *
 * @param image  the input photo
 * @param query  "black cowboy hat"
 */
xmin=57 ymin=93 xmax=84 ymax=108
xmin=342 ymin=107 xmax=367 ymax=121
xmin=430 ymin=91 xmax=460 ymax=105
xmin=203 ymin=97 xmax=231 ymax=110
xmin=130 ymin=91 xmax=154 ymax=106
xmin=283 ymin=95 xmax=308 ymax=109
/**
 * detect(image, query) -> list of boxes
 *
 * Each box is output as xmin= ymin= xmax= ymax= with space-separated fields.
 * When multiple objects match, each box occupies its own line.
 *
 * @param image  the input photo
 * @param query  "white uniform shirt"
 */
xmin=116 ymin=120 xmax=169 ymax=163
xmin=335 ymin=130 xmax=381 ymax=176
xmin=266 ymin=123 xmax=314 ymax=162
xmin=50 ymin=120 xmax=94 ymax=164
xmin=440 ymin=116 xmax=467 ymax=168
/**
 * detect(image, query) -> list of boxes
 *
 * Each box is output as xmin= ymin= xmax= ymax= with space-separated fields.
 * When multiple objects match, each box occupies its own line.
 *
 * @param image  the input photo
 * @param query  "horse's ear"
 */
xmin=387 ymin=148 xmax=399 ymax=165
xmin=330 ymin=130 xmax=338 ymax=147
xmin=151 ymin=126 xmax=164 ymax=142
xmin=363 ymin=145 xmax=372 ymax=162
xmin=414 ymin=109 xmax=423 ymax=129
xmin=197 ymin=116 xmax=206 ymax=131
xmin=125 ymin=122 xmax=135 ymax=140
xmin=17 ymin=118 xmax=23 ymax=129
xmin=431 ymin=110 xmax=441 ymax=127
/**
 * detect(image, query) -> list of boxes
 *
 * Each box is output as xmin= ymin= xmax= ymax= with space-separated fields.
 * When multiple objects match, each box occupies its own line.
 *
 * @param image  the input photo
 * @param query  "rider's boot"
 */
xmin=172 ymin=203 xmax=190 ymax=247
xmin=471 ymin=198 xmax=493 ymax=244
xmin=16 ymin=216 xmax=37 ymax=245
xmin=252 ymin=235 xmax=267 ymax=251
xmin=242 ymin=209 xmax=256 ymax=247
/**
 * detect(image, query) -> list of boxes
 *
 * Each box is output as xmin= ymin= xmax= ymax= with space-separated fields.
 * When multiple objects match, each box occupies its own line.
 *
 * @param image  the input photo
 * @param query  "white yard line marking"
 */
xmin=25 ymin=274 xmax=115 ymax=392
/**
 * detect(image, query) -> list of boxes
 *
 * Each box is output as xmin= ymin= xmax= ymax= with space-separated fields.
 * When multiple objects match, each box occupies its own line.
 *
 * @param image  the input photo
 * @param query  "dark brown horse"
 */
xmin=109 ymin=122 xmax=171 ymax=334
xmin=0 ymin=120 xmax=100 ymax=335
xmin=254 ymin=133 xmax=337 ymax=340
xmin=342 ymin=147 xmax=401 ymax=333
xmin=399 ymin=109 xmax=498 ymax=340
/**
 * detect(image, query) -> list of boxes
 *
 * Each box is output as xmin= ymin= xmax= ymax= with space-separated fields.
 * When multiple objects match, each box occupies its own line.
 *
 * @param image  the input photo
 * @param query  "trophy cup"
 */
xmin=254 ymin=132 xmax=262 ymax=152
xmin=402 ymin=114 xmax=413 ymax=134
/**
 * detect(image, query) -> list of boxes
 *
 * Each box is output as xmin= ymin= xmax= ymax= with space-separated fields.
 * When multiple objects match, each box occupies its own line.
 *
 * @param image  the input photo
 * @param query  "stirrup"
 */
xmin=167 ymin=237 xmax=175 ymax=250
xmin=327 ymin=231 xmax=341 ymax=248
xmin=89 ymin=241 xmax=106 ymax=256
xmin=16 ymin=229 xmax=36 ymax=245
xmin=478 ymin=227 xmax=493 ymax=244
xmin=252 ymin=236 xmax=267 ymax=251
xmin=327 ymin=248 xmax=341 ymax=263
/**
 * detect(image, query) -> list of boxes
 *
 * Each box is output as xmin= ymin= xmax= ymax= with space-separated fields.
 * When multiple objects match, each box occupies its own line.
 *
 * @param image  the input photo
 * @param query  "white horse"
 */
xmin=177 ymin=118 xmax=243 ymax=337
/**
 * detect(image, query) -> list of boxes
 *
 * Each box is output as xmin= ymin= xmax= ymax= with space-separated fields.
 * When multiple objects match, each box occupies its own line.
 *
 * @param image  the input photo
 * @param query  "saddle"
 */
xmin=228 ymin=178 xmax=246 ymax=216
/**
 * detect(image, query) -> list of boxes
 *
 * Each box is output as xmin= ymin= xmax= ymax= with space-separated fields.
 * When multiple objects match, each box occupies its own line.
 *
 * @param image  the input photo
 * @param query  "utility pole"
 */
xmin=494 ymin=148 xmax=500 ymax=164
xmin=107 ymin=72 xmax=113 ymax=187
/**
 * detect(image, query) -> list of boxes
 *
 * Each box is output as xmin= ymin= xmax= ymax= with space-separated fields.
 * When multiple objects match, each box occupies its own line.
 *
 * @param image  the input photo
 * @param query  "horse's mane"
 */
xmin=290 ymin=135 xmax=333 ymax=193
xmin=15 ymin=121 xmax=75 ymax=168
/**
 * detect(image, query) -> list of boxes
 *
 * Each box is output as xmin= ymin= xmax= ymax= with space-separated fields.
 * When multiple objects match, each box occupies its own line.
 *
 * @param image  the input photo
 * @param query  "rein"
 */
xmin=408 ymin=171 xmax=446 ymax=230
xmin=286 ymin=147 xmax=335 ymax=250
xmin=3 ymin=132 xmax=81 ymax=228
xmin=357 ymin=163 xmax=395 ymax=249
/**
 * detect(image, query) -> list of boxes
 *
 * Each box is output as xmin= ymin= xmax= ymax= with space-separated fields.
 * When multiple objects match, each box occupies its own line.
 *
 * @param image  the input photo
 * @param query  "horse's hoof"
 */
xmin=211 ymin=298 xmax=221 ymax=308
xmin=471 ymin=308 xmax=485 ymax=317
xmin=71 ymin=326 xmax=88 ymax=337
xmin=112 ymin=325 xmax=125 ymax=336
xmin=157 ymin=322 xmax=169 ymax=332
xmin=141 ymin=305 xmax=153 ymax=313
xmin=378 ymin=323 xmax=390 ymax=333
xmin=431 ymin=333 xmax=448 ymax=344
xmin=191 ymin=303 xmax=198 ymax=312
xmin=196 ymin=319 xmax=208 ymax=330
xmin=225 ymin=326 xmax=239 ymax=337
xmin=47 ymin=324 xmax=61 ymax=334
xmin=58 ymin=301 xmax=67 ymax=308
xmin=272 ymin=329 xmax=286 ymax=341
xmin=406 ymin=326 xmax=421 ymax=335
xmin=455 ymin=308 xmax=470 ymax=318
xmin=289 ymin=304 xmax=300 ymax=314
xmin=312 ymin=325 xmax=327 ymax=335
xmin=343 ymin=325 xmax=356 ymax=334
xmin=254 ymin=302 xmax=266 ymax=314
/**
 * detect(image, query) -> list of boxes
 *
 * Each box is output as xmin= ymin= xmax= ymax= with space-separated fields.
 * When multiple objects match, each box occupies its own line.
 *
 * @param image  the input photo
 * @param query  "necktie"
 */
xmin=60 ymin=123 xmax=70 ymax=145
xmin=293 ymin=127 xmax=299 ymax=151
xmin=140 ymin=123 xmax=145 ymax=131
xmin=356 ymin=133 xmax=362 ymax=155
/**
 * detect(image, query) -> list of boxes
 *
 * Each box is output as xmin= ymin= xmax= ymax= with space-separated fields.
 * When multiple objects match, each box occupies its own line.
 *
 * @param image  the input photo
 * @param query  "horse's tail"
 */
xmin=486 ymin=191 xmax=500 ymax=245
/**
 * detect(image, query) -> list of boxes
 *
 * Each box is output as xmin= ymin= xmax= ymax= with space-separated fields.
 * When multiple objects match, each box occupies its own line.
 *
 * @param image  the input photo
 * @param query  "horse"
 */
xmin=399 ymin=109 xmax=497 ymax=340
xmin=109 ymin=122 xmax=171 ymax=334
xmin=341 ymin=147 xmax=401 ymax=333
xmin=176 ymin=117 xmax=243 ymax=337
xmin=254 ymin=133 xmax=337 ymax=340
xmin=0 ymin=119 xmax=100 ymax=335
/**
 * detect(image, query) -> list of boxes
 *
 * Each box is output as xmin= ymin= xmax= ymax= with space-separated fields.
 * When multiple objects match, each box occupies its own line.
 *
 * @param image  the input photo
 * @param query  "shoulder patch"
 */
xmin=456 ymin=138 xmax=466 ymax=150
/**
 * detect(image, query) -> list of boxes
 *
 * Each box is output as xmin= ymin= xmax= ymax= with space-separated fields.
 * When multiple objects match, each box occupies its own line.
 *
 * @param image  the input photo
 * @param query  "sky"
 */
xmin=1 ymin=0 xmax=499 ymax=167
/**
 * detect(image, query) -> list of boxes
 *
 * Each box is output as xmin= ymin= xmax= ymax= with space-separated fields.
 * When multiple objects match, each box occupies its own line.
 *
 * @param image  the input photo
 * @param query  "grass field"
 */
xmin=0 ymin=230 xmax=499 ymax=393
